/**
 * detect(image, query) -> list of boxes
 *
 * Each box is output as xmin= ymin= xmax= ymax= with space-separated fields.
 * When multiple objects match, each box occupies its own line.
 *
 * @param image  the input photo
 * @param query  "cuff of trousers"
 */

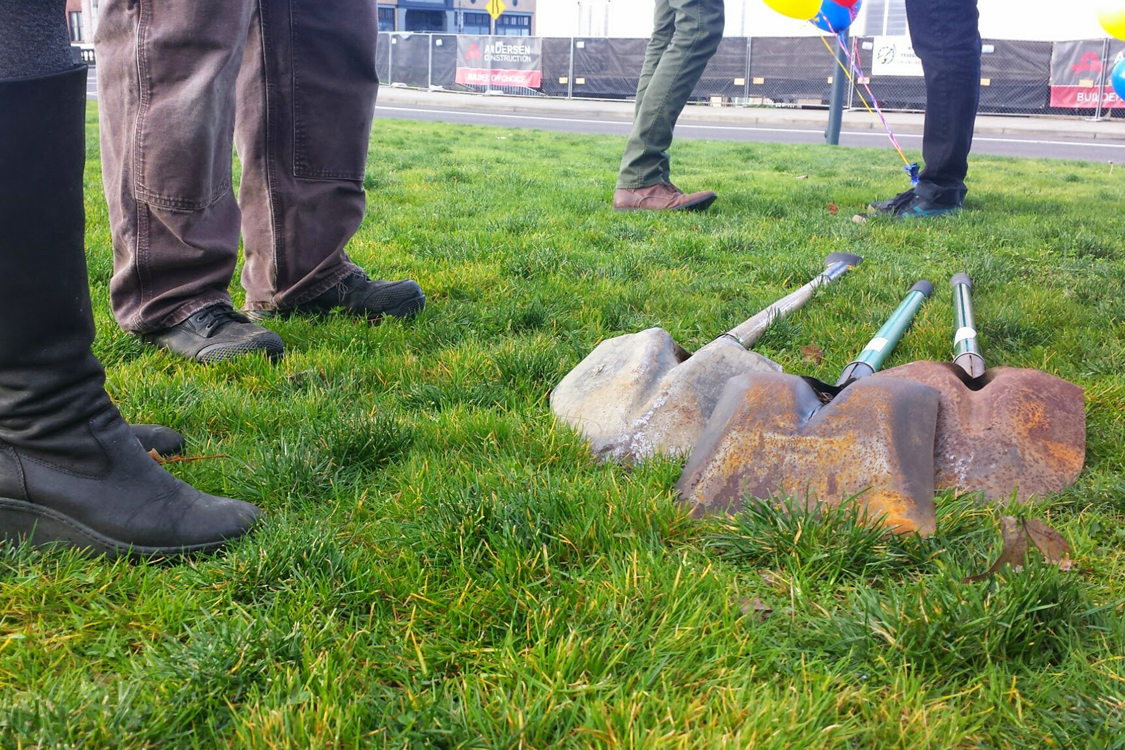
xmin=129 ymin=294 xmax=234 ymax=335
xmin=244 ymin=262 xmax=364 ymax=313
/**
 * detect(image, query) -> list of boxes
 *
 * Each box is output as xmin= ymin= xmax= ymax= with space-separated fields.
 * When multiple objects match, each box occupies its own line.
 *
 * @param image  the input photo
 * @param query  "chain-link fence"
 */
xmin=378 ymin=32 xmax=1125 ymax=119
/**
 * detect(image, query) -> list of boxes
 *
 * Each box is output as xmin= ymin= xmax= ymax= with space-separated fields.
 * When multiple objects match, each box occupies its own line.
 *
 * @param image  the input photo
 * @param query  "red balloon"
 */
xmin=836 ymin=0 xmax=861 ymax=6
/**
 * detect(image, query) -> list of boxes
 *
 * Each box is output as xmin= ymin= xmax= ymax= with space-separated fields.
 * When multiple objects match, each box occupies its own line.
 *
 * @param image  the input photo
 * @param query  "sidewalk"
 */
xmin=377 ymin=85 xmax=1125 ymax=142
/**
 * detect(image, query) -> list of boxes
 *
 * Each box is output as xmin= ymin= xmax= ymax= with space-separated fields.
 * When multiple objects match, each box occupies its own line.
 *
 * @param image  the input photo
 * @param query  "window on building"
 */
xmin=68 ymin=11 xmax=83 ymax=42
xmin=863 ymin=0 xmax=907 ymax=36
xmin=404 ymin=9 xmax=445 ymax=32
xmin=495 ymin=13 xmax=531 ymax=36
xmin=377 ymin=6 xmax=395 ymax=31
xmin=461 ymin=11 xmax=490 ymax=35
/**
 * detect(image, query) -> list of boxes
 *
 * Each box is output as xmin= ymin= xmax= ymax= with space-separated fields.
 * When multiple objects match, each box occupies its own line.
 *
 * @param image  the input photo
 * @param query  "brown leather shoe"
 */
xmin=613 ymin=182 xmax=717 ymax=212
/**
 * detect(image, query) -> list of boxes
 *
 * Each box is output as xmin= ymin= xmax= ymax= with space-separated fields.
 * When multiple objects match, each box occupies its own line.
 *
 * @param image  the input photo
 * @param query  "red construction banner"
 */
xmin=1049 ymin=40 xmax=1125 ymax=109
xmin=456 ymin=36 xmax=542 ymax=88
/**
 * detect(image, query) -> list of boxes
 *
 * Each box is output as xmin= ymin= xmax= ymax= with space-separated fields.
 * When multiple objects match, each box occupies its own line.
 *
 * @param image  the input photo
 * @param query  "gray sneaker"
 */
xmin=140 ymin=304 xmax=285 ymax=363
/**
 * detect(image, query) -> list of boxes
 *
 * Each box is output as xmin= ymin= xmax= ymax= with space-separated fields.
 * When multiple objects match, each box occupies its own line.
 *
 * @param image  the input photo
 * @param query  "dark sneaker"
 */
xmin=867 ymin=188 xmax=917 ymax=215
xmin=249 ymin=270 xmax=425 ymax=322
xmin=140 ymin=304 xmax=285 ymax=363
xmin=867 ymin=188 xmax=961 ymax=219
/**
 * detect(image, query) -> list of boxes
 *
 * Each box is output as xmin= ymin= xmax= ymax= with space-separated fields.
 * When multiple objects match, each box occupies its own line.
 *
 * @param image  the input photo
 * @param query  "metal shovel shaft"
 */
xmin=836 ymin=280 xmax=934 ymax=385
xmin=950 ymin=273 xmax=986 ymax=378
xmin=721 ymin=252 xmax=863 ymax=348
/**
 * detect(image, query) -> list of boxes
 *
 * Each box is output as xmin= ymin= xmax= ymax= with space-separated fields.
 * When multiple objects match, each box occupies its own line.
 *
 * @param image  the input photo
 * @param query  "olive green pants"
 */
xmin=616 ymin=0 xmax=724 ymax=190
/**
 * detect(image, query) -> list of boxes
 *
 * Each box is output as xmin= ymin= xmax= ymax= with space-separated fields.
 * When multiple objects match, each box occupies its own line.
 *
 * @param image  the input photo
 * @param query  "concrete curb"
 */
xmin=376 ymin=84 xmax=1125 ymax=141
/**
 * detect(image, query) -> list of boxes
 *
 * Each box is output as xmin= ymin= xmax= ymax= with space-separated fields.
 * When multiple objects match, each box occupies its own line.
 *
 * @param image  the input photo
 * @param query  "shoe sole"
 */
xmin=244 ymin=292 xmax=426 ymax=323
xmin=0 ymin=496 xmax=252 ymax=559
xmin=901 ymin=207 xmax=961 ymax=219
xmin=195 ymin=336 xmax=285 ymax=364
xmin=614 ymin=194 xmax=717 ymax=212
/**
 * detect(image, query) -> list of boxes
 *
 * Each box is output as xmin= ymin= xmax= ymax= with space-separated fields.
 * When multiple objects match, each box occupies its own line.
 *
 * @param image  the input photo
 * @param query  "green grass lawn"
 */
xmin=1 ymin=106 xmax=1124 ymax=748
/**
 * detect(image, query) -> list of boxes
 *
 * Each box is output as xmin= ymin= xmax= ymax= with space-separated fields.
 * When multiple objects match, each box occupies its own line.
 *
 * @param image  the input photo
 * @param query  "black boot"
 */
xmin=131 ymin=424 xmax=187 ymax=457
xmin=0 ymin=67 xmax=261 ymax=558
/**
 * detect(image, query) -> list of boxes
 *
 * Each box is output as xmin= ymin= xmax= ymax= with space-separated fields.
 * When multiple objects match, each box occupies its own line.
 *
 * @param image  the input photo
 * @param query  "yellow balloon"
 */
xmin=764 ymin=0 xmax=823 ymax=22
xmin=1098 ymin=2 xmax=1125 ymax=41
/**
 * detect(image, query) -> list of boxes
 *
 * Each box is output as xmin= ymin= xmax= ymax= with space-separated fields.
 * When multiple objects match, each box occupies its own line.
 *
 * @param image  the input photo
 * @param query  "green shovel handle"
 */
xmin=950 ymin=273 xmax=986 ymax=378
xmin=835 ymin=280 xmax=933 ymax=386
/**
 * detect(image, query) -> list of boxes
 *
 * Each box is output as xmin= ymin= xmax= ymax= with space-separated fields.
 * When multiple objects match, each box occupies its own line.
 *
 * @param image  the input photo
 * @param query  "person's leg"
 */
xmin=237 ymin=0 xmax=424 ymax=321
xmin=627 ymin=0 xmax=677 ymax=155
xmin=0 ymin=14 xmax=260 ymax=556
xmin=905 ymin=0 xmax=981 ymax=206
xmin=0 ymin=1 xmax=72 ymax=77
xmin=95 ymin=0 xmax=283 ymax=361
xmin=615 ymin=0 xmax=724 ymax=191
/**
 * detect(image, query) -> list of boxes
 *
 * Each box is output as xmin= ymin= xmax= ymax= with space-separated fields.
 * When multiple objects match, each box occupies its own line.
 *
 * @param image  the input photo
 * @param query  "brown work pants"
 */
xmin=95 ymin=0 xmax=378 ymax=332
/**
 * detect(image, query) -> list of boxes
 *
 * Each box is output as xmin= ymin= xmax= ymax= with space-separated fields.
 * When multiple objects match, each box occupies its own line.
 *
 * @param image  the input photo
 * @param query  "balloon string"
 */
xmin=815 ymin=27 xmax=914 ymax=172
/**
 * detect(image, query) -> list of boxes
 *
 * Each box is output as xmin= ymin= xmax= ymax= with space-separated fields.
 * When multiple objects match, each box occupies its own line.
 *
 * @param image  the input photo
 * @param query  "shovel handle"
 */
xmin=836 ymin=280 xmax=933 ymax=385
xmin=950 ymin=273 xmax=987 ymax=378
xmin=721 ymin=252 xmax=863 ymax=348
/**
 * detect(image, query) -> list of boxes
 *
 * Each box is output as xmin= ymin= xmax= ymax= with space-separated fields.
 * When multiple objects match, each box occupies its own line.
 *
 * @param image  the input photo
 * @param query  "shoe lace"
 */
xmin=193 ymin=306 xmax=247 ymax=335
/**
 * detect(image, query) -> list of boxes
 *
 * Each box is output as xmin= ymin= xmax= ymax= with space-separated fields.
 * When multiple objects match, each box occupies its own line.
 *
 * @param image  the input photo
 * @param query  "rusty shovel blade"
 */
xmin=676 ymin=280 xmax=940 ymax=535
xmin=550 ymin=253 xmax=861 ymax=463
xmin=676 ymin=373 xmax=940 ymax=534
xmin=875 ymin=274 xmax=1086 ymax=503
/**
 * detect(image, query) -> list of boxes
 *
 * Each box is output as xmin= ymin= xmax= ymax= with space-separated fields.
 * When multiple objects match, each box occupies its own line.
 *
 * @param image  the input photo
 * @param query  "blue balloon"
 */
xmin=1112 ymin=58 xmax=1125 ymax=102
xmin=811 ymin=0 xmax=860 ymax=33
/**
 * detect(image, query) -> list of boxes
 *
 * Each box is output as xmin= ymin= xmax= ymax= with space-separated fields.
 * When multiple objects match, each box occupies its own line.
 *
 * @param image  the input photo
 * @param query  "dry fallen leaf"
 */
xmin=827 ymin=203 xmax=838 ymax=215
xmin=740 ymin=597 xmax=773 ymax=621
xmin=800 ymin=344 xmax=824 ymax=364
xmin=1024 ymin=518 xmax=1072 ymax=569
xmin=965 ymin=516 xmax=1072 ymax=582
xmin=852 ymin=214 xmax=867 ymax=224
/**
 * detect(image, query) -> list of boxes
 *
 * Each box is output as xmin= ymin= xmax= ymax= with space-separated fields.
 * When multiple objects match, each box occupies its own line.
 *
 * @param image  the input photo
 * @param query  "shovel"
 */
xmin=677 ymin=280 xmax=941 ymax=535
xmin=876 ymin=274 xmax=1086 ymax=503
xmin=550 ymin=252 xmax=863 ymax=463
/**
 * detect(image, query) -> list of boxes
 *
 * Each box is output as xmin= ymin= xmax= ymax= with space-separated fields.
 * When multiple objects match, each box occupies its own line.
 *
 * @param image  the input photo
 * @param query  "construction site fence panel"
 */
xmin=377 ymin=32 xmax=1125 ymax=118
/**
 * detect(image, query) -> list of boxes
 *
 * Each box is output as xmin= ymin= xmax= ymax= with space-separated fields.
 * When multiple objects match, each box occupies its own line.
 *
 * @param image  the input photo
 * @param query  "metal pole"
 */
xmin=1092 ymin=36 xmax=1110 ymax=122
xmin=826 ymin=29 xmax=848 ymax=145
xmin=743 ymin=36 xmax=751 ymax=102
xmin=428 ymin=33 xmax=433 ymax=89
xmin=567 ymin=37 xmax=575 ymax=99
xmin=846 ymin=36 xmax=856 ymax=109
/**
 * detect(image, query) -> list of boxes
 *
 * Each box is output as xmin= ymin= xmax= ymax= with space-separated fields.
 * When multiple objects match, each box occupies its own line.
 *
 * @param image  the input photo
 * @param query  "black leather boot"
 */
xmin=0 ymin=67 xmax=261 ymax=557
xmin=131 ymin=424 xmax=187 ymax=457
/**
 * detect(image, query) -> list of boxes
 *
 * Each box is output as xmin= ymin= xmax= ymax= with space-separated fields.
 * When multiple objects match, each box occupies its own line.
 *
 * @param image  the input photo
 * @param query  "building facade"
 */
xmin=377 ymin=0 xmax=536 ymax=35
xmin=66 ymin=1 xmax=536 ymax=45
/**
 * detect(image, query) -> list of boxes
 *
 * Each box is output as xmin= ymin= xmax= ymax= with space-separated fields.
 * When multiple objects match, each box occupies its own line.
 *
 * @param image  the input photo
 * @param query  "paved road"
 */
xmin=373 ymin=99 xmax=1125 ymax=163
xmin=85 ymin=73 xmax=1125 ymax=163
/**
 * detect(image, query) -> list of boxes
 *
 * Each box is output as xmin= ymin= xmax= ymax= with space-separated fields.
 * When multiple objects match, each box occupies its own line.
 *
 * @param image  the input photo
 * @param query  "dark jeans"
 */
xmin=95 ymin=0 xmax=379 ymax=332
xmin=905 ymin=0 xmax=981 ymax=205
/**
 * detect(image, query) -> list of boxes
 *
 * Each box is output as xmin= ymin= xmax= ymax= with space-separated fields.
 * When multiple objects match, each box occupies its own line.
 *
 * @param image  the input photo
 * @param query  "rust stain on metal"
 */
xmin=677 ymin=373 xmax=940 ymax=535
xmin=878 ymin=362 xmax=1085 ymax=503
